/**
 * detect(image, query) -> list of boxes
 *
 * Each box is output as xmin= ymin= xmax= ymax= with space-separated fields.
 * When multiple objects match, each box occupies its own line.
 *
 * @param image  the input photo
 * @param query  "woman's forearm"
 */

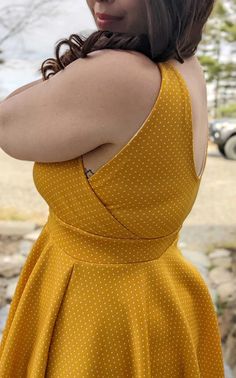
xmin=2 ymin=78 xmax=44 ymax=102
xmin=0 ymin=78 xmax=45 ymax=151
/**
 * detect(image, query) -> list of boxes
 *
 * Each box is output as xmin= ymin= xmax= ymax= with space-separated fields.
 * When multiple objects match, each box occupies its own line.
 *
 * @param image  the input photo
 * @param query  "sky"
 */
xmin=0 ymin=0 xmax=233 ymax=103
xmin=0 ymin=0 xmax=97 ymax=97
xmin=2 ymin=0 xmax=97 ymax=62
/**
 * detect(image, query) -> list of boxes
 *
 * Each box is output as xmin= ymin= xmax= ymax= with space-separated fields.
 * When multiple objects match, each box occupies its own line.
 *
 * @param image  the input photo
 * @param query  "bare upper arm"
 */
xmin=3 ymin=79 xmax=44 ymax=101
xmin=0 ymin=49 xmax=150 ymax=163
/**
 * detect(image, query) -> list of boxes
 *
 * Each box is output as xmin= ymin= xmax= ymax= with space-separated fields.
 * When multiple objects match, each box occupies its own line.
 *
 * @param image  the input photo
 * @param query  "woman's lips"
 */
xmin=97 ymin=16 xmax=123 ymax=28
xmin=96 ymin=13 xmax=122 ymax=20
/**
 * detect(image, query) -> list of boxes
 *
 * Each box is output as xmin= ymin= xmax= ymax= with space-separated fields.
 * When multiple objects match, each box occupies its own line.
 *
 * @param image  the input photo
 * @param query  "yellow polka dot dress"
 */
xmin=0 ymin=62 xmax=225 ymax=377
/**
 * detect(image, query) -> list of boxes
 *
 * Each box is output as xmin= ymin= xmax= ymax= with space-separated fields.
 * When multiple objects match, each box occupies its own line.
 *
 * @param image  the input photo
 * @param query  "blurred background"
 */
xmin=0 ymin=0 xmax=235 ymax=376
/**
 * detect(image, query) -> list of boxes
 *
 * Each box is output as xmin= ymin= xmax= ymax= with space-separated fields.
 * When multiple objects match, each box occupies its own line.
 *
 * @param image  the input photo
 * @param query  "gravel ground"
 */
xmin=0 ymin=142 xmax=235 ymax=250
xmin=0 ymin=150 xmax=48 ymax=224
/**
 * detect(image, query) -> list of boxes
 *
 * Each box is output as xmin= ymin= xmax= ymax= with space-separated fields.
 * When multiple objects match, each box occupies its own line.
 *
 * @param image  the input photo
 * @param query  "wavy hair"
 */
xmin=39 ymin=0 xmax=216 ymax=80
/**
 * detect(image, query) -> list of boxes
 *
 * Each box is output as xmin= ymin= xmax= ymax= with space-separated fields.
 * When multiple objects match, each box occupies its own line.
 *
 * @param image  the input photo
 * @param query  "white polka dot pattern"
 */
xmin=0 ymin=62 xmax=224 ymax=377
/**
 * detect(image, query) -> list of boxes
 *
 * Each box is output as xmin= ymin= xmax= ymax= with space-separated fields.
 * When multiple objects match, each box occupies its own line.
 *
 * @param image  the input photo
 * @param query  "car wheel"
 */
xmin=217 ymin=144 xmax=226 ymax=156
xmin=224 ymin=135 xmax=236 ymax=160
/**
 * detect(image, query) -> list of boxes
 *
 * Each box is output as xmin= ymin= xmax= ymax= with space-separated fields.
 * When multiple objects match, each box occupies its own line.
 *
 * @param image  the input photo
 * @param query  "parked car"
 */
xmin=209 ymin=118 xmax=236 ymax=160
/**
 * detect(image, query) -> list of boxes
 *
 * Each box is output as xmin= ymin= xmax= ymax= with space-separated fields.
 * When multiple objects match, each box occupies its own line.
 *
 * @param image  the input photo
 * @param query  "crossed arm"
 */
xmin=2 ymin=78 xmax=44 ymax=102
xmin=0 ymin=77 xmax=44 ymax=151
xmin=0 ymin=50 xmax=146 ymax=162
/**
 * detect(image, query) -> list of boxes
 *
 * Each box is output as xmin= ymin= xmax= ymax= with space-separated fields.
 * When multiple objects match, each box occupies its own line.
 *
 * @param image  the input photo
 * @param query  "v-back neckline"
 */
xmin=79 ymin=61 xmax=167 ymax=185
xmin=78 ymin=60 xmax=206 ymax=185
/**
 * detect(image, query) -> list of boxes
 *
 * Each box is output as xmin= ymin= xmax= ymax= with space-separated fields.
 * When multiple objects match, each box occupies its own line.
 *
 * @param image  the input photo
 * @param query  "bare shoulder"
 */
xmin=0 ymin=48 xmax=161 ymax=162
xmin=168 ymin=55 xmax=206 ymax=86
xmin=85 ymin=48 xmax=160 ymax=78
xmin=85 ymin=49 xmax=162 ymax=142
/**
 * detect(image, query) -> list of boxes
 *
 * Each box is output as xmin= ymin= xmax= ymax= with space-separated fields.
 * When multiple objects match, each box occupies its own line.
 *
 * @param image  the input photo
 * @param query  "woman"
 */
xmin=0 ymin=0 xmax=225 ymax=377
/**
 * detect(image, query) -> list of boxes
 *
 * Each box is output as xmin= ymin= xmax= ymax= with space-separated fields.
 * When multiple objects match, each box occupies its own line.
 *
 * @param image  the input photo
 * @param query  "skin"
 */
xmin=0 ymin=0 xmax=208 ymax=178
xmin=3 ymin=0 xmax=148 ymax=104
xmin=2 ymin=79 xmax=43 ymax=102
xmin=86 ymin=0 xmax=149 ymax=35
xmin=85 ymin=1 xmax=208 ymax=179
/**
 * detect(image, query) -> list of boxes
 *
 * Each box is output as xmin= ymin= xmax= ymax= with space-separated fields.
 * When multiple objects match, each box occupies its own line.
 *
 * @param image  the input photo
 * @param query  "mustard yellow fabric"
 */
xmin=0 ymin=62 xmax=225 ymax=377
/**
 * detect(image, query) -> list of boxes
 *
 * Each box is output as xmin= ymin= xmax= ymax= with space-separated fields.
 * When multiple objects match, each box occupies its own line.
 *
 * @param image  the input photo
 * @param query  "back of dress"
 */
xmin=0 ymin=62 xmax=225 ymax=377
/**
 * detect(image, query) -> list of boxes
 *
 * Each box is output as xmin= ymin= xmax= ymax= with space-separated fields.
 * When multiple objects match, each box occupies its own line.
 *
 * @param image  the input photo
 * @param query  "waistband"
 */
xmin=46 ymin=209 xmax=181 ymax=264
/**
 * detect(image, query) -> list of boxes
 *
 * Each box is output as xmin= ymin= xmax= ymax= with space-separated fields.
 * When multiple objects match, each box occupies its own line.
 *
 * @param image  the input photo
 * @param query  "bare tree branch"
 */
xmin=0 ymin=0 xmax=60 ymax=47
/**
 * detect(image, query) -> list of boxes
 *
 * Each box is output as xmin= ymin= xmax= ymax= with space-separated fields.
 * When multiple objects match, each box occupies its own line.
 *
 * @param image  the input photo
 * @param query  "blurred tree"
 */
xmin=0 ymin=0 xmax=60 ymax=59
xmin=198 ymin=0 xmax=236 ymax=118
xmin=217 ymin=103 xmax=236 ymax=118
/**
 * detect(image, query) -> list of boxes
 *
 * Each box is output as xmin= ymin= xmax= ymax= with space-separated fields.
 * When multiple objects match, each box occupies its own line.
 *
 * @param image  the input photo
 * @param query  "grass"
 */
xmin=0 ymin=207 xmax=47 ymax=226
xmin=205 ymin=241 xmax=236 ymax=255
xmin=214 ymin=292 xmax=228 ymax=317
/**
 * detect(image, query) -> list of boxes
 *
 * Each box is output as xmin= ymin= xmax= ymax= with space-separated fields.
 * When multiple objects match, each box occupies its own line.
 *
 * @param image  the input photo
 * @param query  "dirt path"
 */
xmin=179 ymin=143 xmax=236 ymax=251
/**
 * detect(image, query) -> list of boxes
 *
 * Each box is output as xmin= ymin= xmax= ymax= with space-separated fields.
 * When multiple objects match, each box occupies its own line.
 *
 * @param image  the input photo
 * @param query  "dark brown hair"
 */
xmin=39 ymin=0 xmax=216 ymax=80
